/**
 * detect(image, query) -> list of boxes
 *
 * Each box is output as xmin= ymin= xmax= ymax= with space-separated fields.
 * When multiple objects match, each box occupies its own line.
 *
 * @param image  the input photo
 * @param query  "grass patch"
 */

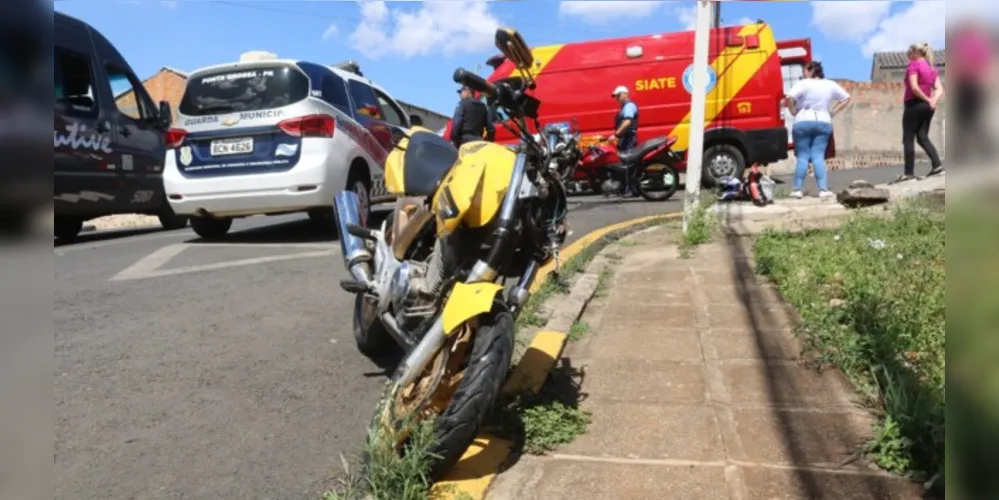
xmin=567 ymin=320 xmax=590 ymax=341
xmin=754 ymin=202 xmax=944 ymax=489
xmin=487 ymin=364 xmax=591 ymax=456
xmin=593 ymin=266 xmax=614 ymax=298
xmin=680 ymin=194 xmax=718 ymax=258
xmin=323 ymin=418 xmax=440 ymax=500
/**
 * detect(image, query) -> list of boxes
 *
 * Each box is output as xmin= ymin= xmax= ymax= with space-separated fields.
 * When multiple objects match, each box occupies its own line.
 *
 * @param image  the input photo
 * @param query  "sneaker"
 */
xmin=818 ymin=190 xmax=835 ymax=199
xmin=789 ymin=190 xmax=804 ymax=199
xmin=890 ymin=174 xmax=916 ymax=185
xmin=927 ymin=165 xmax=945 ymax=177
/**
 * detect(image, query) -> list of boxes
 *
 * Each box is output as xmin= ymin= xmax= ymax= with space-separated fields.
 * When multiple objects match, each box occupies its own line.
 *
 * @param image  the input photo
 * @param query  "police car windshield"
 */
xmin=179 ymin=65 xmax=309 ymax=117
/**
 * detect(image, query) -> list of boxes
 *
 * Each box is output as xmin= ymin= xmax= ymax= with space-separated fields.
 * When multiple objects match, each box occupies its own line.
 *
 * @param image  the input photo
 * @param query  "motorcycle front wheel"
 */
xmin=366 ymin=304 xmax=515 ymax=481
xmin=637 ymin=163 xmax=680 ymax=201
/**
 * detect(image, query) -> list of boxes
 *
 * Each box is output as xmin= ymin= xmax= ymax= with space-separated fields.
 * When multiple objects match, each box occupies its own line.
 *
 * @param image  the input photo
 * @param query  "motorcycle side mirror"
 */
xmin=495 ymin=28 xmax=534 ymax=72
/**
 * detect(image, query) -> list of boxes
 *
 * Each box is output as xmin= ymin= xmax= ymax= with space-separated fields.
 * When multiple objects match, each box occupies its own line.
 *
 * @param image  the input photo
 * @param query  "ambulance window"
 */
xmin=55 ymin=49 xmax=98 ymax=116
xmin=781 ymin=64 xmax=804 ymax=94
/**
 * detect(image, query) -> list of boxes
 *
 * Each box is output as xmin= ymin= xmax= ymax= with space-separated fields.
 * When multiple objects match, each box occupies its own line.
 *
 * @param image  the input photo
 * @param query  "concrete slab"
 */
xmin=560 ymin=402 xmax=725 ymax=461
xmin=520 ymin=460 xmax=730 ymax=500
xmin=700 ymin=283 xmax=784 ymax=305
xmin=702 ymin=328 xmax=801 ymax=361
xmin=577 ymin=358 xmax=707 ymax=404
xmin=610 ymin=287 xmax=693 ymax=305
xmin=705 ymin=303 xmax=795 ymax=331
xmin=583 ymin=326 xmax=703 ymax=362
xmin=740 ymin=466 xmax=924 ymax=500
xmin=730 ymin=408 xmax=876 ymax=467
xmin=598 ymin=305 xmax=697 ymax=331
xmin=717 ymin=361 xmax=858 ymax=407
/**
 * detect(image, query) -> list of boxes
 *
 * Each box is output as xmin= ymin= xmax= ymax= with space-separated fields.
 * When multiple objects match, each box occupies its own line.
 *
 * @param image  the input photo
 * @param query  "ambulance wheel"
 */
xmin=191 ymin=216 xmax=232 ymax=240
xmin=54 ymin=217 xmax=83 ymax=242
xmin=702 ymin=144 xmax=745 ymax=188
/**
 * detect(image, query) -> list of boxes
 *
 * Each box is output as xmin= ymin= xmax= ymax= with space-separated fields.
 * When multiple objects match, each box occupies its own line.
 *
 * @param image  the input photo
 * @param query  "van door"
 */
xmin=53 ymin=27 xmax=120 ymax=218
xmin=92 ymin=28 xmax=166 ymax=215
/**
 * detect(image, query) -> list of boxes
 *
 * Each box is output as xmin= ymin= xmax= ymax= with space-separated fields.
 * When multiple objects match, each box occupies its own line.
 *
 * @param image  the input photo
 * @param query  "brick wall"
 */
xmin=115 ymin=70 xmax=188 ymax=123
xmin=825 ymin=80 xmax=946 ymax=170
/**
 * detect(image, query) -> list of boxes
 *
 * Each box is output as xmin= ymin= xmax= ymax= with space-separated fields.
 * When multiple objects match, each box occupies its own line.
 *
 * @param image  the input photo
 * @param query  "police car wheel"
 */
xmin=54 ymin=217 xmax=83 ymax=242
xmin=157 ymin=203 xmax=188 ymax=231
xmin=190 ymin=217 xmax=232 ymax=240
xmin=702 ymin=144 xmax=745 ymax=188
xmin=347 ymin=175 xmax=371 ymax=227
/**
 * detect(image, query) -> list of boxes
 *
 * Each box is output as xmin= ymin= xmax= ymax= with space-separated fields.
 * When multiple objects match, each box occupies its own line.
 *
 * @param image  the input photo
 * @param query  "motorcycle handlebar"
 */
xmin=453 ymin=68 xmax=497 ymax=98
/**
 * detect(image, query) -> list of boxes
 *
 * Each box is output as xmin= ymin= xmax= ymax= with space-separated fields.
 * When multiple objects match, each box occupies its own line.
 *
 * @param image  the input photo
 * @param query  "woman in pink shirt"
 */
xmin=897 ymin=42 xmax=945 ymax=183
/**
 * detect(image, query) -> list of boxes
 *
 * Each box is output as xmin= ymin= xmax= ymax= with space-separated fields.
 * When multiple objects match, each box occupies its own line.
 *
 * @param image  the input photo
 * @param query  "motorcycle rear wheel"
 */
xmin=366 ymin=305 xmax=515 ymax=481
xmin=637 ymin=164 xmax=680 ymax=201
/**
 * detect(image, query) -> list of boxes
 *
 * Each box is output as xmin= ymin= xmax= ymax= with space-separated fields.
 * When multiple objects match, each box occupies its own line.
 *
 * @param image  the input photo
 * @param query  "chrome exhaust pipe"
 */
xmin=333 ymin=191 xmax=372 ymax=283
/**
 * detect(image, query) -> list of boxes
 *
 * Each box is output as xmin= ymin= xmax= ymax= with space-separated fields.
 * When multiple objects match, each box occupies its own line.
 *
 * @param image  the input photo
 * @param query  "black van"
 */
xmin=54 ymin=12 xmax=186 ymax=241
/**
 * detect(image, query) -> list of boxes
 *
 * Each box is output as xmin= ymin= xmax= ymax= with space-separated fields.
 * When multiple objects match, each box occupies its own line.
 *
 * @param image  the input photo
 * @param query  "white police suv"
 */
xmin=163 ymin=54 xmax=420 ymax=239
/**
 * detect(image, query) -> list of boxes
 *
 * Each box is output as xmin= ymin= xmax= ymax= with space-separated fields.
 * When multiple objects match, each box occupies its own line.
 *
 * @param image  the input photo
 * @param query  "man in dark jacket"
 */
xmin=611 ymin=85 xmax=639 ymax=196
xmin=450 ymin=85 xmax=494 ymax=147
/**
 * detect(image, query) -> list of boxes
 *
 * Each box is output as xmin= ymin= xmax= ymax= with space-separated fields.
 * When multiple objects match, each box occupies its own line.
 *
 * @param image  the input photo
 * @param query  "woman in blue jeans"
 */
xmin=785 ymin=62 xmax=852 ymax=199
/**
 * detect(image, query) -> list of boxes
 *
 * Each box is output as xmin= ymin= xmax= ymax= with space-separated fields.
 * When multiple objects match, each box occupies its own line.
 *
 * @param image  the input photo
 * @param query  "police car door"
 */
xmin=94 ymin=33 xmax=164 ymax=213
xmin=53 ymin=23 xmax=119 ymax=213
xmin=345 ymin=80 xmax=391 ymax=164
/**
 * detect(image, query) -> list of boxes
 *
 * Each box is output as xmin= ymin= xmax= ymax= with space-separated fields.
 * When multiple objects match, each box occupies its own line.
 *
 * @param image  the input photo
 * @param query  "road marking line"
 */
xmin=110 ymin=244 xmax=187 ymax=281
xmin=109 ymin=243 xmax=337 ymax=282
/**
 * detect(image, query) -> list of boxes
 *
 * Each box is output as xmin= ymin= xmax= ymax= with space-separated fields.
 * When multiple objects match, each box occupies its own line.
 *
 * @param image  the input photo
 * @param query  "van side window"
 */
xmin=55 ymin=49 xmax=98 ymax=116
xmin=347 ymin=80 xmax=382 ymax=120
xmin=321 ymin=74 xmax=352 ymax=115
xmin=107 ymin=66 xmax=152 ymax=122
xmin=372 ymin=88 xmax=406 ymax=127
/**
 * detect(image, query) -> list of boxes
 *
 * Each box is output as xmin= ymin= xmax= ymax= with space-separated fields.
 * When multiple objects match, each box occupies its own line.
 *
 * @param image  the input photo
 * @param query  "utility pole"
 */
xmin=682 ymin=0 xmax=713 ymax=234
xmin=711 ymin=0 xmax=721 ymax=28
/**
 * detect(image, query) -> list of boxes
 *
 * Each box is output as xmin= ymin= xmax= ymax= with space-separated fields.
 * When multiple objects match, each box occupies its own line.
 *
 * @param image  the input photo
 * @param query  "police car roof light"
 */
xmin=333 ymin=60 xmax=363 ymax=76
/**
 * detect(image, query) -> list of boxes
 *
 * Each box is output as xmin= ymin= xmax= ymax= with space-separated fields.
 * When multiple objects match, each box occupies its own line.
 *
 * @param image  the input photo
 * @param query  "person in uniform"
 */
xmin=449 ymin=85 xmax=495 ymax=148
xmin=611 ymin=85 xmax=639 ymax=196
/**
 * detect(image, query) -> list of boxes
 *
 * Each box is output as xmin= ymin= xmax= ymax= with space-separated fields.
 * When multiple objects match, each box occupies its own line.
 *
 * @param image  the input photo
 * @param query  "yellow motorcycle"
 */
xmin=332 ymin=27 xmax=570 ymax=479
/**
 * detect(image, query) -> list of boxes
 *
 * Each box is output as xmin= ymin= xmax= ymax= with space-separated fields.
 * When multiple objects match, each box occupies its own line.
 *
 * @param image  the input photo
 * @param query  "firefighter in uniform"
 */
xmin=611 ymin=85 xmax=640 ymax=196
xmin=450 ymin=85 xmax=495 ymax=148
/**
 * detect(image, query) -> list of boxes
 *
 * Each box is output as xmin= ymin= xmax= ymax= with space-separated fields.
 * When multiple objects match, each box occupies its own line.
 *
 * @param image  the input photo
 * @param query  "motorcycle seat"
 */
xmin=401 ymin=131 xmax=460 ymax=196
xmin=618 ymin=136 xmax=671 ymax=165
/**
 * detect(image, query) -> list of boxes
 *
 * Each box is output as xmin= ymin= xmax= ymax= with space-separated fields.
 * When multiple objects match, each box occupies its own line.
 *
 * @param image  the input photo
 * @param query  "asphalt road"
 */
xmin=54 ymin=166 xmax=901 ymax=500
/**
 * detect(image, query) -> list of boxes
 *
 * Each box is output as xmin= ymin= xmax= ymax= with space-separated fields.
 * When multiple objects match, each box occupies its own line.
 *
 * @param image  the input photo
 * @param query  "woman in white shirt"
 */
xmin=784 ymin=62 xmax=852 ymax=198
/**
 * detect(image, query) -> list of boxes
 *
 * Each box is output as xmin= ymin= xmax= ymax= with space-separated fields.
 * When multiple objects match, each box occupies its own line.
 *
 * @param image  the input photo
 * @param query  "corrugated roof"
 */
xmin=873 ymin=50 xmax=946 ymax=70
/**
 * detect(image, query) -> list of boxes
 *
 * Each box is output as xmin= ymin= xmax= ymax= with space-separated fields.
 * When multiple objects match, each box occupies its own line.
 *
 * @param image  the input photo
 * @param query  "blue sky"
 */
xmin=55 ymin=1 xmax=946 ymax=115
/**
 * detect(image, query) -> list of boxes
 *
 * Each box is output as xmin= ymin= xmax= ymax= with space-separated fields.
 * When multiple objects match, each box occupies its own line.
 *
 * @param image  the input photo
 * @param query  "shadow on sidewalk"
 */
xmin=473 ymin=358 xmax=588 ymax=477
xmin=720 ymin=230 xmax=895 ymax=499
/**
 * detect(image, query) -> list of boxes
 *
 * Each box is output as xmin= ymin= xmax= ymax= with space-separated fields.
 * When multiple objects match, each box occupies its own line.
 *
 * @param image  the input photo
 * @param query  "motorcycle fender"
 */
xmin=442 ymin=282 xmax=504 ymax=335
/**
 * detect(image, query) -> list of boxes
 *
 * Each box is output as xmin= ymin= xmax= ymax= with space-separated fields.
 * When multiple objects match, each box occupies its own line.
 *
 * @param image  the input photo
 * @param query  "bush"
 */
xmin=754 ymin=203 xmax=944 ymax=489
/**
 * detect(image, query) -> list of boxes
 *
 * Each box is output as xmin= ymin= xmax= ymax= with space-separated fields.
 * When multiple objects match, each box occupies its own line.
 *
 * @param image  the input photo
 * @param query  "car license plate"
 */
xmin=210 ymin=137 xmax=253 ymax=156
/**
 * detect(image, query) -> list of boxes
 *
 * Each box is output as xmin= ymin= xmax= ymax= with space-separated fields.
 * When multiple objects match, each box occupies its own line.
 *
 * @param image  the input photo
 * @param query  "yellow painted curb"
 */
xmin=432 ymin=211 xmax=681 ymax=500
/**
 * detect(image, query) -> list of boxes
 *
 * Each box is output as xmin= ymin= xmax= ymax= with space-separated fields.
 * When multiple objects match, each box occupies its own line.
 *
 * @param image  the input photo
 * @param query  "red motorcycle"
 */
xmin=576 ymin=135 xmax=681 ymax=201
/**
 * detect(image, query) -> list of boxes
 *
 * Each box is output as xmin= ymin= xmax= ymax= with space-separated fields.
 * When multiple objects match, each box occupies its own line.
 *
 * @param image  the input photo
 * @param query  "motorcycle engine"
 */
xmin=388 ymin=239 xmax=454 ymax=330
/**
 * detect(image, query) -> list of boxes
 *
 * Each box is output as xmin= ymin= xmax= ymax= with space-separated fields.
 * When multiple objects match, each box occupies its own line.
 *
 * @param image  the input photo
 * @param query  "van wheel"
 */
xmin=702 ymin=144 xmax=746 ymax=188
xmin=54 ymin=217 xmax=84 ymax=242
xmin=157 ymin=202 xmax=188 ymax=230
xmin=346 ymin=171 xmax=372 ymax=227
xmin=190 ymin=217 xmax=232 ymax=240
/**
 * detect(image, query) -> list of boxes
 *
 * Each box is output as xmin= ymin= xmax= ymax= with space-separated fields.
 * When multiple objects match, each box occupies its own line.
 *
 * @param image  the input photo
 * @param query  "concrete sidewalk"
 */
xmin=487 ymin=227 xmax=924 ymax=500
